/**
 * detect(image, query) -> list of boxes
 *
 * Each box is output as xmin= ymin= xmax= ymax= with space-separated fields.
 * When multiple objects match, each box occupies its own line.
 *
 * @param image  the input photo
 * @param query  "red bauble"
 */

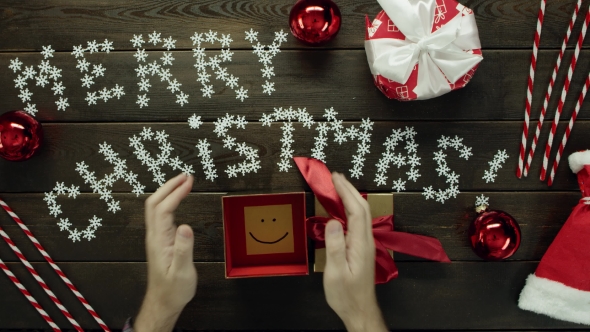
xmin=289 ymin=0 xmax=341 ymax=45
xmin=0 ymin=111 xmax=43 ymax=161
xmin=468 ymin=208 xmax=521 ymax=261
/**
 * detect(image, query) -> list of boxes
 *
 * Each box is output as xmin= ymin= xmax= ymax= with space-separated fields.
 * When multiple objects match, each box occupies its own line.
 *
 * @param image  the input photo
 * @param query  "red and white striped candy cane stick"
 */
xmin=540 ymin=8 xmax=590 ymax=181
xmin=0 ymin=198 xmax=110 ymax=331
xmin=517 ymin=0 xmax=547 ymax=178
xmin=0 ymin=225 xmax=83 ymax=331
xmin=0 ymin=256 xmax=61 ymax=331
xmin=523 ymin=0 xmax=582 ymax=177
xmin=547 ymin=72 xmax=590 ymax=186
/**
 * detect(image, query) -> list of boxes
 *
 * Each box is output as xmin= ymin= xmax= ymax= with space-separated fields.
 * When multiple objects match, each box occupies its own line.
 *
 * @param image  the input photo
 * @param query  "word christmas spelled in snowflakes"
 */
xmin=41 ymin=104 xmax=511 ymax=243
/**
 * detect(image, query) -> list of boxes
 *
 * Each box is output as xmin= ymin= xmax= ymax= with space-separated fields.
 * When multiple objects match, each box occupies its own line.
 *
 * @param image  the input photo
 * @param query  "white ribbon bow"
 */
xmin=365 ymin=0 xmax=483 ymax=100
xmin=583 ymin=197 xmax=590 ymax=205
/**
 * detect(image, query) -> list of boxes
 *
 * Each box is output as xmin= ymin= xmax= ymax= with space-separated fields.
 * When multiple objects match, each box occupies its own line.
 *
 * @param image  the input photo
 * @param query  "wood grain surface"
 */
xmin=2 ymin=0 xmax=590 ymax=331
xmin=1 ymin=262 xmax=586 ymax=330
xmin=2 ymin=49 xmax=590 ymax=122
xmin=0 ymin=192 xmax=579 ymax=263
xmin=0 ymin=122 xmax=584 ymax=193
xmin=1 ymin=0 xmax=589 ymax=51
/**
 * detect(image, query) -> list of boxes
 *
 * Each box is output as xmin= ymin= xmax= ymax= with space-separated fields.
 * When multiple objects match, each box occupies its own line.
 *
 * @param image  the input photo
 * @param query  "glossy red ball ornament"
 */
xmin=289 ymin=0 xmax=342 ymax=45
xmin=0 ymin=110 xmax=43 ymax=161
xmin=468 ymin=206 xmax=521 ymax=261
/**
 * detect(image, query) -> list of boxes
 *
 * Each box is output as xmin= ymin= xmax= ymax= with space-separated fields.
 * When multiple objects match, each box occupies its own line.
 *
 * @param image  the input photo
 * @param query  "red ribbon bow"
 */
xmin=294 ymin=157 xmax=451 ymax=284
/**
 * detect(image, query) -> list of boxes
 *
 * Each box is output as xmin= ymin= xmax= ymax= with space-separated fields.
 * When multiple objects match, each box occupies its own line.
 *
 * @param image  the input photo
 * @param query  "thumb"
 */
xmin=324 ymin=220 xmax=347 ymax=272
xmin=171 ymin=224 xmax=194 ymax=273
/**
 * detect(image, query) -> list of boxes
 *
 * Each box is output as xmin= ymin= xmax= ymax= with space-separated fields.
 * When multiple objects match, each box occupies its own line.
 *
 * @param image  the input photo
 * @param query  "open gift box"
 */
xmin=222 ymin=192 xmax=308 ymax=278
xmin=294 ymin=156 xmax=450 ymax=284
xmin=313 ymin=193 xmax=394 ymax=272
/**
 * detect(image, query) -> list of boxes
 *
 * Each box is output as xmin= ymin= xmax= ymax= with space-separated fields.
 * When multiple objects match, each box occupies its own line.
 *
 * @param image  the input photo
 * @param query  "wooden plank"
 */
xmin=0 ymin=122 xmax=585 ymax=193
xmin=0 ymin=262 xmax=584 ymax=330
xmin=0 ymin=0 xmax=588 ymax=51
xmin=2 ymin=49 xmax=590 ymax=122
xmin=0 ymin=191 xmax=579 ymax=262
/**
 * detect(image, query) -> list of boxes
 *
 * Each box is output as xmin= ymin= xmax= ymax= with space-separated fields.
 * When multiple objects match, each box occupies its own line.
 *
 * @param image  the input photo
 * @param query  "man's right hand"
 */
xmin=322 ymin=172 xmax=388 ymax=332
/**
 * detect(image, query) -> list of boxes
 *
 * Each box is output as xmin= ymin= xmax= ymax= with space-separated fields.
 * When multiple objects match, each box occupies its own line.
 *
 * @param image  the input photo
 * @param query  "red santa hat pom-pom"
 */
xmin=517 ymin=150 xmax=590 ymax=325
xmin=568 ymin=149 xmax=590 ymax=174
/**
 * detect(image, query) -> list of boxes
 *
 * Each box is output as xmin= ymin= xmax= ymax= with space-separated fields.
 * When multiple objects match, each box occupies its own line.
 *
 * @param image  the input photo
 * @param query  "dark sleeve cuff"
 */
xmin=123 ymin=317 xmax=134 ymax=332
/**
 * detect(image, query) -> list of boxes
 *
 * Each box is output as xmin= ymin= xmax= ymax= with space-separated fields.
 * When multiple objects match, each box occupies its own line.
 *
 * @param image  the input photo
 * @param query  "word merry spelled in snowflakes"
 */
xmin=43 ymin=105 xmax=508 ymax=243
xmin=9 ymin=29 xmax=288 ymax=115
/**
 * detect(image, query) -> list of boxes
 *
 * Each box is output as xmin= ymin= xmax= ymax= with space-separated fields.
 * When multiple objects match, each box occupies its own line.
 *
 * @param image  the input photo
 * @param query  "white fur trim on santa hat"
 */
xmin=568 ymin=150 xmax=590 ymax=174
xmin=518 ymin=274 xmax=590 ymax=325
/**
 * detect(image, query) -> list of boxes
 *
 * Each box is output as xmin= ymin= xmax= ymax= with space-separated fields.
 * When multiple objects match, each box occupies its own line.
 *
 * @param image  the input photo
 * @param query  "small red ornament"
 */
xmin=0 ymin=110 xmax=43 ymax=161
xmin=468 ymin=205 xmax=521 ymax=261
xmin=289 ymin=0 xmax=341 ymax=45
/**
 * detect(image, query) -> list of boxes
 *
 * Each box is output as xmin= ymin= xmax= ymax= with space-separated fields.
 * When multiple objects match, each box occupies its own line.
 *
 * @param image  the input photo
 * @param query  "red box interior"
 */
xmin=222 ymin=192 xmax=308 ymax=278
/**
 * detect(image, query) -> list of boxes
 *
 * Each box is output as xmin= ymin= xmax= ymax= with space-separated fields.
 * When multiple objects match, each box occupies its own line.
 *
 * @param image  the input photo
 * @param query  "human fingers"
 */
xmin=332 ymin=173 xmax=371 ymax=241
xmin=170 ymin=224 xmax=195 ymax=273
xmin=158 ymin=175 xmax=194 ymax=215
xmin=145 ymin=174 xmax=188 ymax=213
xmin=324 ymin=220 xmax=348 ymax=275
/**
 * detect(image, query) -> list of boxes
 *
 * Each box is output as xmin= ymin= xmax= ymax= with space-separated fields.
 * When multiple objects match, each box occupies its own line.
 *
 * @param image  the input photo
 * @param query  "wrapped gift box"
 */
xmin=222 ymin=192 xmax=308 ymax=278
xmin=313 ymin=193 xmax=394 ymax=272
xmin=365 ymin=0 xmax=482 ymax=101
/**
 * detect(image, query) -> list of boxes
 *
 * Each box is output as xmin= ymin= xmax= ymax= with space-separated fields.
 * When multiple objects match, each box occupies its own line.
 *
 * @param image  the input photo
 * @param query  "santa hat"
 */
xmin=518 ymin=150 xmax=590 ymax=325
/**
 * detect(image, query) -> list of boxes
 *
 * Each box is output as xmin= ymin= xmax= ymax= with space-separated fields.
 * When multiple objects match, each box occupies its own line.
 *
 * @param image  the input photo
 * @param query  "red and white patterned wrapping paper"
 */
xmin=365 ymin=0 xmax=483 ymax=101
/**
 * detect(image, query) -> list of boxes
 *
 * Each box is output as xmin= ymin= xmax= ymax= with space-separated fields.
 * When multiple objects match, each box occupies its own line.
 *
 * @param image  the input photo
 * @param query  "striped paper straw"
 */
xmin=523 ymin=0 xmax=582 ymax=177
xmin=0 ymin=225 xmax=83 ymax=331
xmin=0 ymin=198 xmax=110 ymax=331
xmin=517 ymin=0 xmax=547 ymax=178
xmin=548 ymin=72 xmax=590 ymax=186
xmin=541 ymin=8 xmax=590 ymax=181
xmin=0 ymin=256 xmax=61 ymax=331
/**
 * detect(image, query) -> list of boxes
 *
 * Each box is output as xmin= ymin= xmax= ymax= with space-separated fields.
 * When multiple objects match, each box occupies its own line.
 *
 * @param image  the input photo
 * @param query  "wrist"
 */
xmin=134 ymin=294 xmax=183 ymax=332
xmin=341 ymin=302 xmax=387 ymax=332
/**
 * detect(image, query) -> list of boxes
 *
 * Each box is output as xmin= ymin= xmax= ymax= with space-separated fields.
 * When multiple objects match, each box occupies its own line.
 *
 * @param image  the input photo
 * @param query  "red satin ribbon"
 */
xmin=294 ymin=157 xmax=451 ymax=284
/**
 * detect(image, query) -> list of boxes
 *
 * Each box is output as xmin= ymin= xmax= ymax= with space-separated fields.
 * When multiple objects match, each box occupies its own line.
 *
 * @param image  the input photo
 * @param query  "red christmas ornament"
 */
xmin=468 ymin=205 xmax=521 ymax=261
xmin=289 ymin=0 xmax=341 ymax=45
xmin=0 ymin=111 xmax=43 ymax=161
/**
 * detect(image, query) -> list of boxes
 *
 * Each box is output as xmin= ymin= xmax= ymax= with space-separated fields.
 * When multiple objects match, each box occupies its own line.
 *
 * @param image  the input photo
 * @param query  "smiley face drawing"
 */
xmin=244 ymin=204 xmax=294 ymax=255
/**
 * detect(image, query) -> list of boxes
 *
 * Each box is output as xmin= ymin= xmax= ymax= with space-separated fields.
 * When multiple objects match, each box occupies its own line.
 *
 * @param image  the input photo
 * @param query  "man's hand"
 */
xmin=135 ymin=174 xmax=197 ymax=332
xmin=323 ymin=172 xmax=387 ymax=332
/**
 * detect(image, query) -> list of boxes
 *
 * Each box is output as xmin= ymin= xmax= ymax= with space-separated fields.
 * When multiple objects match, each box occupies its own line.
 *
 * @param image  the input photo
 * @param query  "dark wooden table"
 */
xmin=1 ymin=0 xmax=589 ymax=330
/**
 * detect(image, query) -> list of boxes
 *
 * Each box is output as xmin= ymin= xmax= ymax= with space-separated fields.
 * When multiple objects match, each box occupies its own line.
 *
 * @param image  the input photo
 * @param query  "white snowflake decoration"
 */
xmin=191 ymin=31 xmax=246 ymax=101
xmin=483 ymin=149 xmax=509 ymax=183
xmin=72 ymin=39 xmax=124 ymax=106
xmin=259 ymin=107 xmax=315 ymax=172
xmin=314 ymin=108 xmax=373 ymax=179
xmin=195 ymin=139 xmax=218 ymax=181
xmin=45 ymin=145 xmax=143 ymax=242
xmin=262 ymin=80 xmax=275 ymax=95
xmin=245 ymin=29 xmax=287 ymax=95
xmin=374 ymin=126 xmax=421 ymax=192
xmin=188 ymin=114 xmax=203 ymax=129
xmin=130 ymin=127 xmax=195 ymax=186
xmin=132 ymin=31 xmax=188 ymax=108
xmin=475 ymin=194 xmax=490 ymax=207
xmin=10 ymin=45 xmax=68 ymax=115
xmin=208 ymin=114 xmax=260 ymax=178
xmin=8 ymin=58 xmax=23 ymax=73
xmin=423 ymin=135 xmax=472 ymax=204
